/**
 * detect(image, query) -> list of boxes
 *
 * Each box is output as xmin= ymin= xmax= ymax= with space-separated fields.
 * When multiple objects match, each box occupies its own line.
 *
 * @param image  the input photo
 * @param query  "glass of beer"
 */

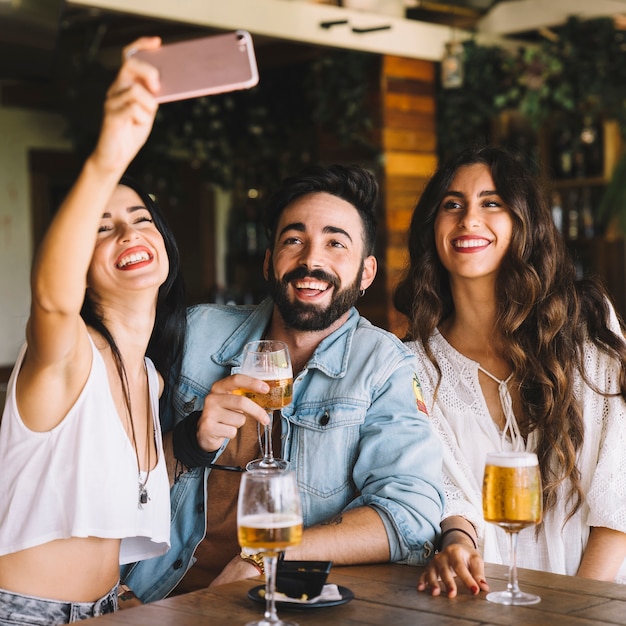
xmin=238 ymin=469 xmax=303 ymax=626
xmin=482 ymin=451 xmax=543 ymax=605
xmin=238 ymin=340 xmax=293 ymax=471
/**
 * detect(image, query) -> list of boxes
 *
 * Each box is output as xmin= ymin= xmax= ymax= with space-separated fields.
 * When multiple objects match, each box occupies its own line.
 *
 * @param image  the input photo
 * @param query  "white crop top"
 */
xmin=0 ymin=337 xmax=170 ymax=564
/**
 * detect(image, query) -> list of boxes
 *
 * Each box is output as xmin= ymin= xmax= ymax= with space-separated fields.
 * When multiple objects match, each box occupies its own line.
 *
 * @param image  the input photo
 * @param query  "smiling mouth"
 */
xmin=452 ymin=238 xmax=491 ymax=249
xmin=292 ymin=279 xmax=331 ymax=296
xmin=116 ymin=251 xmax=152 ymax=269
xmin=294 ymin=279 xmax=329 ymax=292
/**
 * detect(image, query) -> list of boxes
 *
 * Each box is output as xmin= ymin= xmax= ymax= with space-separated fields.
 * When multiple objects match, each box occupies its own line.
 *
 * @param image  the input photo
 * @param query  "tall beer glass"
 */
xmin=482 ymin=451 xmax=543 ymax=605
xmin=238 ymin=469 xmax=303 ymax=626
xmin=238 ymin=340 xmax=293 ymax=471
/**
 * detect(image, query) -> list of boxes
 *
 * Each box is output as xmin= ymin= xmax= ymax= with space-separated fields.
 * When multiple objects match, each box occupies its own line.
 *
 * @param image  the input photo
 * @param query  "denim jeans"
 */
xmin=0 ymin=583 xmax=118 ymax=625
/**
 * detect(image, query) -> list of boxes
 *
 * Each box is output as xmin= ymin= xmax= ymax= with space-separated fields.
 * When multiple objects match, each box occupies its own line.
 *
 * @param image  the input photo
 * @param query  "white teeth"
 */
xmin=295 ymin=280 xmax=328 ymax=291
xmin=452 ymin=239 xmax=489 ymax=249
xmin=117 ymin=251 xmax=150 ymax=268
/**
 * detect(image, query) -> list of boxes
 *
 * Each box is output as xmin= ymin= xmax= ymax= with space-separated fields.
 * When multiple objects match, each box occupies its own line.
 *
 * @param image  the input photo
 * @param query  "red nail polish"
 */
xmin=471 ymin=585 xmax=479 ymax=594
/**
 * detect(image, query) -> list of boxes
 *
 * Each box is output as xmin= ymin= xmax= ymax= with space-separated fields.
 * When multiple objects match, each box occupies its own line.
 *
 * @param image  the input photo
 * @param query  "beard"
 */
xmin=268 ymin=261 xmax=364 ymax=332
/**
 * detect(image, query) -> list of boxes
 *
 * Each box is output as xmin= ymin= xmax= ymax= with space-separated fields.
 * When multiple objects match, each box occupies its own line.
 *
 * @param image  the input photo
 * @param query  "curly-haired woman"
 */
xmin=394 ymin=145 xmax=626 ymax=598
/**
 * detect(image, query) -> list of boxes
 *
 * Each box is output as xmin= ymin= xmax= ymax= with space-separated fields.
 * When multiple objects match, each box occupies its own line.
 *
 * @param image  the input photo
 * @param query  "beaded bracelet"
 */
xmin=439 ymin=527 xmax=478 ymax=551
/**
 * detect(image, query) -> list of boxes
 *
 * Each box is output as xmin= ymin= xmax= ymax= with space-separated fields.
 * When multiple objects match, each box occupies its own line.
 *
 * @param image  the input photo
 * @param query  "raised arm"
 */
xmin=19 ymin=37 xmax=161 ymax=431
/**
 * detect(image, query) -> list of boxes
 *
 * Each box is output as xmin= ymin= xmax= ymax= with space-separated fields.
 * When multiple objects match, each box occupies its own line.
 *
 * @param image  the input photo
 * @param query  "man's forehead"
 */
xmin=278 ymin=221 xmax=353 ymax=243
xmin=277 ymin=192 xmax=362 ymax=232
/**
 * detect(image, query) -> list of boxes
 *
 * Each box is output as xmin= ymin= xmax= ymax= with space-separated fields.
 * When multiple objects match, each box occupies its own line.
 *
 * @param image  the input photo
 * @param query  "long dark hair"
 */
xmin=80 ymin=175 xmax=186 ymax=406
xmin=394 ymin=145 xmax=626 ymax=519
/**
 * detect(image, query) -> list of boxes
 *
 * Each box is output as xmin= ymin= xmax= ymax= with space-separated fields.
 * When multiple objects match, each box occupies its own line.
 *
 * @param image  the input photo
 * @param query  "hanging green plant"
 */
xmin=438 ymin=16 xmax=626 ymax=140
xmin=309 ymin=49 xmax=379 ymax=152
xmin=437 ymin=16 xmax=626 ymax=231
xmin=436 ymin=40 xmax=507 ymax=162
xmin=494 ymin=45 xmax=574 ymax=126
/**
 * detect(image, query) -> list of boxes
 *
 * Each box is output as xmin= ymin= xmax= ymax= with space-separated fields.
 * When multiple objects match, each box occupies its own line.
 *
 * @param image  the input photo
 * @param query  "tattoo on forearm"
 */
xmin=321 ymin=514 xmax=343 ymax=526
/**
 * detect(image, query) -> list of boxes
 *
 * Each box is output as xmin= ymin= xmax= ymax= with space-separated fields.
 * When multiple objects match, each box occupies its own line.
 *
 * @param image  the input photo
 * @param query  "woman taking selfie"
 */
xmin=0 ymin=37 xmax=185 ymax=623
xmin=394 ymin=145 xmax=626 ymax=598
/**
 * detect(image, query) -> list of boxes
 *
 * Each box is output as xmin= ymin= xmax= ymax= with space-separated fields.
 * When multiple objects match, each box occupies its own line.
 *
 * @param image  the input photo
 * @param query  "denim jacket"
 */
xmin=123 ymin=299 xmax=444 ymax=602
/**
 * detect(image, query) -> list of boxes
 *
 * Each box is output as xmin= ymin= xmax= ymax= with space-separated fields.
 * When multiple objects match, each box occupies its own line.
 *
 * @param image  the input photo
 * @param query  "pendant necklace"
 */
xmin=128 ymin=361 xmax=152 ymax=509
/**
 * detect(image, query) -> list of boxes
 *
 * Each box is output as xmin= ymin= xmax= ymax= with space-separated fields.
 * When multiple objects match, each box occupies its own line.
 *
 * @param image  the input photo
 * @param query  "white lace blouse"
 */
xmin=406 ymin=320 xmax=626 ymax=582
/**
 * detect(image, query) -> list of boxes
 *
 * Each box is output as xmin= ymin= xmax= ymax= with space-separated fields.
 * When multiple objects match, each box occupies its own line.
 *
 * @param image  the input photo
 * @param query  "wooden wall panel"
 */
xmin=385 ymin=200 xmax=415 ymax=222
xmin=384 ymin=110 xmax=435 ymax=133
xmin=379 ymin=56 xmax=437 ymax=336
xmin=383 ymin=128 xmax=436 ymax=153
xmin=383 ymin=56 xmax=435 ymax=81
xmin=317 ymin=54 xmax=437 ymax=335
xmin=383 ymin=93 xmax=435 ymax=115
xmin=386 ymin=152 xmax=437 ymax=177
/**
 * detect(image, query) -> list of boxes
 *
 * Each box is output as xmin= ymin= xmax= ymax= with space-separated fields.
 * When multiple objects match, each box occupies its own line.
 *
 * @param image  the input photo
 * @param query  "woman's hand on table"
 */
xmin=417 ymin=544 xmax=489 ymax=598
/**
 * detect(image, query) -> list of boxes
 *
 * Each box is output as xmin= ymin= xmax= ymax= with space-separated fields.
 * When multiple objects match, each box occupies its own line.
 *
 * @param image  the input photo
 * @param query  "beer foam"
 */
xmin=239 ymin=513 xmax=303 ymax=529
xmin=485 ymin=452 xmax=538 ymax=467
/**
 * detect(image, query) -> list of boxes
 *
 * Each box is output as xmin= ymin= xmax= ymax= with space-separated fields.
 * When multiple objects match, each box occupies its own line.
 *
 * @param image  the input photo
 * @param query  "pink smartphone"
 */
xmin=130 ymin=30 xmax=259 ymax=103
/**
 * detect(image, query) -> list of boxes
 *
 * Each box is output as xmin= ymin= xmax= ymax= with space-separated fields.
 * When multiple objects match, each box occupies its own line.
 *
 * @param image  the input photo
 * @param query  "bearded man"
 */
xmin=122 ymin=164 xmax=445 ymax=602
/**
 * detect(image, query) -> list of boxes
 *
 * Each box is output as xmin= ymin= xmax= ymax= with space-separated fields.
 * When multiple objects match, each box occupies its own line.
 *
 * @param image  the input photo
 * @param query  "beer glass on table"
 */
xmin=238 ymin=469 xmax=303 ymax=626
xmin=238 ymin=340 xmax=293 ymax=471
xmin=482 ymin=451 xmax=543 ymax=605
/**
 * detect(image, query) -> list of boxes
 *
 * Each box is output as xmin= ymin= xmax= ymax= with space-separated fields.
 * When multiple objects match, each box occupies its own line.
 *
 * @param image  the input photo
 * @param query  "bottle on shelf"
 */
xmin=579 ymin=116 xmax=604 ymax=179
xmin=228 ymin=185 xmax=267 ymax=258
xmin=551 ymin=192 xmax=563 ymax=234
xmin=553 ymin=125 xmax=574 ymax=179
xmin=245 ymin=203 xmax=259 ymax=255
xmin=574 ymin=259 xmax=584 ymax=281
xmin=566 ymin=189 xmax=579 ymax=240
xmin=580 ymin=187 xmax=594 ymax=238
xmin=572 ymin=142 xmax=586 ymax=179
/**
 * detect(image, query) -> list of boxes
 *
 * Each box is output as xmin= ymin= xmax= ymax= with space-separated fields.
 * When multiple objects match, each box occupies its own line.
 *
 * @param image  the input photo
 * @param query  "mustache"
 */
xmin=282 ymin=267 xmax=340 ymax=289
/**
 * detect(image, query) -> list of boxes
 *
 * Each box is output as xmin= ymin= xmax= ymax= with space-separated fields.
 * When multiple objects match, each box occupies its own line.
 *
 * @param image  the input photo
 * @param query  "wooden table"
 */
xmin=95 ymin=563 xmax=626 ymax=625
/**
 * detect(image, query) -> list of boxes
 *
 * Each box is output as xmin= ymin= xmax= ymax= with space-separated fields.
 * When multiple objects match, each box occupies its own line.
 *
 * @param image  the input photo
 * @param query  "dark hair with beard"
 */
xmin=80 ymin=175 xmax=187 ymax=421
xmin=393 ymin=145 xmax=626 ymax=522
xmin=264 ymin=164 xmax=378 ymax=256
xmin=267 ymin=260 xmax=364 ymax=332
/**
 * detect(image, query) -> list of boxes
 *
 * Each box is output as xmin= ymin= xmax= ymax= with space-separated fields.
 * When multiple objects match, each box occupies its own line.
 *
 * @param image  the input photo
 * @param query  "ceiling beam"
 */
xmin=67 ymin=0 xmax=465 ymax=61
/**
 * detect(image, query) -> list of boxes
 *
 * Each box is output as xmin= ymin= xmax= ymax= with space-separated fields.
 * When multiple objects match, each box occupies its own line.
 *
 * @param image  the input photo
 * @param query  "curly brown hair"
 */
xmin=393 ymin=145 xmax=626 ymax=520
